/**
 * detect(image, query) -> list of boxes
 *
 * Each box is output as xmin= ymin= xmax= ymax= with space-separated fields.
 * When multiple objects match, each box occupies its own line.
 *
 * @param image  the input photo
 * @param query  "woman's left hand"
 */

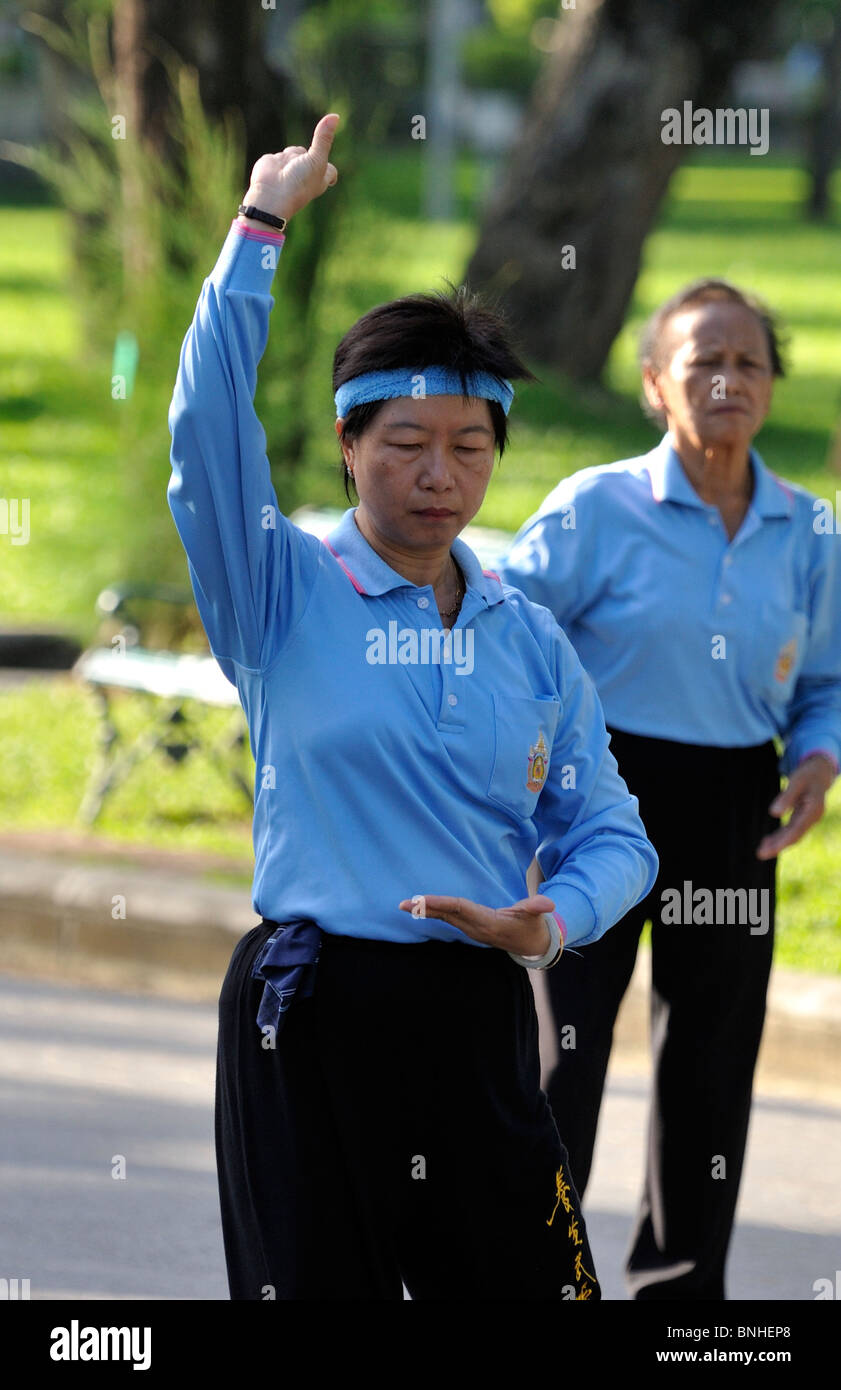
xmin=398 ymin=892 xmax=556 ymax=956
xmin=756 ymin=754 xmax=836 ymax=860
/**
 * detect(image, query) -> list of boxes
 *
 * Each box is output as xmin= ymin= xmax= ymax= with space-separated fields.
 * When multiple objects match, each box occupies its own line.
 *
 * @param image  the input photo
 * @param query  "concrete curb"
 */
xmin=0 ymin=843 xmax=838 ymax=1091
xmin=0 ymin=847 xmax=253 ymax=999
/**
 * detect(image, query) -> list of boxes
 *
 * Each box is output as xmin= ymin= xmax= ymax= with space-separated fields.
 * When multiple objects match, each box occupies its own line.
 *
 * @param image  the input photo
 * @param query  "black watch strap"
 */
xmin=237 ymin=204 xmax=287 ymax=232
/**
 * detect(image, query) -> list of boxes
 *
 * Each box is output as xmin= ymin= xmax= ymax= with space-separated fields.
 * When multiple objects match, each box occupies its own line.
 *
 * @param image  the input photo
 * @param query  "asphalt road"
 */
xmin=1 ymin=971 xmax=839 ymax=1301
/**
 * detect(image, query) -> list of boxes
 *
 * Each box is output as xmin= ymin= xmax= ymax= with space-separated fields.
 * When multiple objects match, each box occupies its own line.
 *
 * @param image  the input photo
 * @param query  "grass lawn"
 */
xmin=1 ymin=151 xmax=839 ymax=972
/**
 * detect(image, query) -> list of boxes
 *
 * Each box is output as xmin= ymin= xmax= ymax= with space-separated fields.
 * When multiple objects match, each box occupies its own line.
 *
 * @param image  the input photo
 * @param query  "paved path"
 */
xmin=1 ymin=972 xmax=838 ymax=1300
xmin=585 ymin=1058 xmax=841 ymax=1300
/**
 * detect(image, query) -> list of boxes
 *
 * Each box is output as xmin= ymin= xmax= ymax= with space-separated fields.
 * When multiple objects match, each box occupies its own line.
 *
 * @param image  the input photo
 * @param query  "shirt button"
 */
xmin=721 ymin=593 xmax=732 ymax=604
xmin=447 ymin=693 xmax=458 ymax=707
xmin=708 ymin=515 xmax=717 ymax=526
xmin=723 ymin=555 xmax=733 ymax=566
xmin=417 ymin=596 xmax=429 ymax=609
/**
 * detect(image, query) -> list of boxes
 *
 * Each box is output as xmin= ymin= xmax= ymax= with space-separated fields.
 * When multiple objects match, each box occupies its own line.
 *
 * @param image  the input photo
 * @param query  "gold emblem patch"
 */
xmin=526 ymin=730 xmax=549 ymax=792
xmin=774 ymin=637 xmax=797 ymax=684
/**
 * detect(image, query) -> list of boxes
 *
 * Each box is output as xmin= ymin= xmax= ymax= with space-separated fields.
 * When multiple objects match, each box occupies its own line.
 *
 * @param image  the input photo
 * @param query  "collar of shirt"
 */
xmin=321 ymin=506 xmax=507 ymax=611
xmin=647 ymin=432 xmax=795 ymax=523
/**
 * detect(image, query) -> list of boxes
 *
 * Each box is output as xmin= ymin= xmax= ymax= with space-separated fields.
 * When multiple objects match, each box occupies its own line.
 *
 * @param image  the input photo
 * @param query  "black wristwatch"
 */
xmin=237 ymin=204 xmax=287 ymax=232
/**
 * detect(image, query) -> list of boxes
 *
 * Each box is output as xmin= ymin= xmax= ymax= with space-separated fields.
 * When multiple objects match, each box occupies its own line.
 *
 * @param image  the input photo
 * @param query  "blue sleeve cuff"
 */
xmin=537 ymin=881 xmax=596 ymax=948
xmin=782 ymin=730 xmax=841 ymax=780
xmin=212 ymin=219 xmax=286 ymax=294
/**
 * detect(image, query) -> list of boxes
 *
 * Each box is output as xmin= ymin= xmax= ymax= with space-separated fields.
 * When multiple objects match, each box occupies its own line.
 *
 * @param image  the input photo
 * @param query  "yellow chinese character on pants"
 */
xmin=546 ymin=1164 xmax=572 ymax=1228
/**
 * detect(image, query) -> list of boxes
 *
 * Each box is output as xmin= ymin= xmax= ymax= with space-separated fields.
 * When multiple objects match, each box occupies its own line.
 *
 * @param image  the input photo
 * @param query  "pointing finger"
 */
xmin=310 ymin=112 xmax=340 ymax=163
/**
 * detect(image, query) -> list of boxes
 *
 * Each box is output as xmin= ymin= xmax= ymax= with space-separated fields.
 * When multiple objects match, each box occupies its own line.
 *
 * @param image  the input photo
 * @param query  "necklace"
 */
xmin=438 ymin=562 xmax=464 ymax=620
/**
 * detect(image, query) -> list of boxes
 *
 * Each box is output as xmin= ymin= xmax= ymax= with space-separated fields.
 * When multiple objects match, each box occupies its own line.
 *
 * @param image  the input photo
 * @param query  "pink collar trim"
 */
xmin=321 ymin=537 xmax=368 ymax=594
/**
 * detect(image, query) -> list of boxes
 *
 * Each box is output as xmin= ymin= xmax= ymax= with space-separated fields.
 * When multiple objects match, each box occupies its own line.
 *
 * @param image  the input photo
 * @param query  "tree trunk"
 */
xmin=464 ymin=0 xmax=780 ymax=381
xmin=107 ymin=0 xmax=339 ymax=476
xmin=806 ymin=10 xmax=841 ymax=222
xmin=110 ymin=0 xmax=304 ymax=183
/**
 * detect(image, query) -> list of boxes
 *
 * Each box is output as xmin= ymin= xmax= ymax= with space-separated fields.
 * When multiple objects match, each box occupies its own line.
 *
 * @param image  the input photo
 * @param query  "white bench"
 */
xmin=73 ymin=590 xmax=249 ymax=825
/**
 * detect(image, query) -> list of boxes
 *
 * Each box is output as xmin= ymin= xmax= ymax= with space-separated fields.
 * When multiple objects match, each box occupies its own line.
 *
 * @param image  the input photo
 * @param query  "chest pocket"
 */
xmin=487 ymin=693 xmax=562 ymax=820
xmin=749 ymin=604 xmax=809 ymax=706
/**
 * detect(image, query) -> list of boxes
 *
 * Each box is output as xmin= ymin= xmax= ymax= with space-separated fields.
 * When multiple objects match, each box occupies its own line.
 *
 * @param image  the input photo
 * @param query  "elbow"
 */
xmin=641 ymin=837 xmax=659 ymax=901
xmin=165 ymin=468 xmax=181 ymax=512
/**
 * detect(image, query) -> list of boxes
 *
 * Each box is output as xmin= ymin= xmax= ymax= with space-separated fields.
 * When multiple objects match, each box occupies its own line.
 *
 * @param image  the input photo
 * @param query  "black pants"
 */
xmin=545 ymin=728 xmax=778 ymax=1301
xmin=215 ymin=923 xmax=601 ymax=1300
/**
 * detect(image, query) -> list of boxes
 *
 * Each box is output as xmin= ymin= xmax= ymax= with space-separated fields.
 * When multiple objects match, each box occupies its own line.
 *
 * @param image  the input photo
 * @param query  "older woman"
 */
xmin=166 ymin=114 xmax=657 ymax=1301
xmin=498 ymin=279 xmax=841 ymax=1300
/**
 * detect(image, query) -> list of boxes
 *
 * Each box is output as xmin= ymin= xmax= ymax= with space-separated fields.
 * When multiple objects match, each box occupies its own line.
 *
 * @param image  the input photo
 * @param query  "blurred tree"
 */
xmin=26 ymin=0 xmax=313 ymax=181
xmin=9 ymin=0 xmax=349 ymax=601
xmin=804 ymin=2 xmax=841 ymax=220
xmin=18 ymin=0 xmax=345 ymax=466
xmin=464 ymin=0 xmax=782 ymax=381
xmin=289 ymin=0 xmax=422 ymax=146
xmin=108 ymin=0 xmax=336 ymax=415
xmin=461 ymin=0 xmax=550 ymax=96
xmin=131 ymin=0 xmax=354 ymax=476
xmin=110 ymin=0 xmax=308 ymax=179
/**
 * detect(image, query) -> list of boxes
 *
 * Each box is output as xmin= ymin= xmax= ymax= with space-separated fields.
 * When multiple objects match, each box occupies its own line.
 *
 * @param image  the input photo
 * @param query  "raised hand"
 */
xmin=240 ymin=112 xmax=340 ymax=224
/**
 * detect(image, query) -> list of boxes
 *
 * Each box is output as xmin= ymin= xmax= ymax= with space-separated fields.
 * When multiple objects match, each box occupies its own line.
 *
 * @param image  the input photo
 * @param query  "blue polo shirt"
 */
xmin=496 ymin=437 xmax=841 ymax=777
xmin=166 ymin=221 xmax=658 ymax=947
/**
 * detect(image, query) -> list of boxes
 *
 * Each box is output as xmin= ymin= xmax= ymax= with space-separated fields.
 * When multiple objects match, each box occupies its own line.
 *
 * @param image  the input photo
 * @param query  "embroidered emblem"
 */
xmin=774 ymin=637 xmax=797 ymax=684
xmin=526 ymin=730 xmax=549 ymax=792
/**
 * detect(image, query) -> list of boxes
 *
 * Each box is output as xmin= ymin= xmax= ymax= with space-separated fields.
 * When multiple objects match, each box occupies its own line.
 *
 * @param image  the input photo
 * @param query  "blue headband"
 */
xmin=334 ymin=366 xmax=515 ymax=418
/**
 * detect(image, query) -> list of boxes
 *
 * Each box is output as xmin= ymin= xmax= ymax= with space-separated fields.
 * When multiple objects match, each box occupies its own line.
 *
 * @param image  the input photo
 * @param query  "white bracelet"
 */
xmin=507 ymin=913 xmax=563 ymax=970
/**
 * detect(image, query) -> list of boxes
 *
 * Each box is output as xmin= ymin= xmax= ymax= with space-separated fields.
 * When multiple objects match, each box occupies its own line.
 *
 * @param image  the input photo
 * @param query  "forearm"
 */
xmin=167 ymin=223 xmax=316 ymax=671
xmin=538 ymin=822 xmax=658 ymax=948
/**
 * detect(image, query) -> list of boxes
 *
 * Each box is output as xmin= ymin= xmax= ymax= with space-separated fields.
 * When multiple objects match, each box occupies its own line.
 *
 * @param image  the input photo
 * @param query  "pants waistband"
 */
xmin=260 ymin=921 xmax=489 ymax=955
xmin=605 ymin=726 xmax=778 ymax=767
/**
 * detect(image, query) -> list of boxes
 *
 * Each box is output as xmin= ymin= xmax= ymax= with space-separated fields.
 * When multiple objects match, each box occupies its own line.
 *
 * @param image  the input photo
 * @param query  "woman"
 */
xmin=166 ymin=113 xmax=658 ymax=1301
xmin=498 ymin=278 xmax=841 ymax=1300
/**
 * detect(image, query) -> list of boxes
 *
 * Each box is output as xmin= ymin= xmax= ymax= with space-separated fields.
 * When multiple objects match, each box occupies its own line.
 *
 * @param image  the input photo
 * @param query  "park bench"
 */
xmin=73 ymin=508 xmax=513 ymax=824
xmin=73 ymin=583 xmax=251 ymax=825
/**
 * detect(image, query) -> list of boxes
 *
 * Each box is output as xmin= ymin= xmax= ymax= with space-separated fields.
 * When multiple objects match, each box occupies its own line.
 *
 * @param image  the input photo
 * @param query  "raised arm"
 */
xmin=167 ymin=114 xmax=341 ymax=680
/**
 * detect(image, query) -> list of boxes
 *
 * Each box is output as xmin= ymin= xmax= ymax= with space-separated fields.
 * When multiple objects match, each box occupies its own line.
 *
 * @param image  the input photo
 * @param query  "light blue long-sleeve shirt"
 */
xmin=496 ymin=435 xmax=841 ymax=778
xmin=166 ymin=221 xmax=658 ymax=947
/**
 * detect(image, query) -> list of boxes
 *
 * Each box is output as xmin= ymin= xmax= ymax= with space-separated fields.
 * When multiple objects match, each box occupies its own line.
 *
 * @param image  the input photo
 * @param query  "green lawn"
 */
xmin=1 ymin=151 xmax=840 ymax=972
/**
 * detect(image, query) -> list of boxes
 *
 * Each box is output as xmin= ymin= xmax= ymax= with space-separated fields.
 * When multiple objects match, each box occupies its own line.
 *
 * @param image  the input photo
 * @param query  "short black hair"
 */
xmin=332 ymin=280 xmax=537 ymax=500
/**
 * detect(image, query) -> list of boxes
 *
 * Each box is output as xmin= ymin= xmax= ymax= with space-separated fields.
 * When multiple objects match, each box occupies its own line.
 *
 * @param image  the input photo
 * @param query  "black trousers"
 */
xmin=545 ymin=727 xmax=778 ymax=1300
xmin=215 ymin=923 xmax=601 ymax=1300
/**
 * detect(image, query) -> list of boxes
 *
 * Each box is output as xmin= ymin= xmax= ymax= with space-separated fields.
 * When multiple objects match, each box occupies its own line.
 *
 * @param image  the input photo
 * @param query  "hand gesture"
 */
xmin=756 ymin=754 xmax=836 ymax=859
xmin=398 ymin=892 xmax=557 ymax=957
xmin=241 ymin=112 xmax=340 ymax=223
